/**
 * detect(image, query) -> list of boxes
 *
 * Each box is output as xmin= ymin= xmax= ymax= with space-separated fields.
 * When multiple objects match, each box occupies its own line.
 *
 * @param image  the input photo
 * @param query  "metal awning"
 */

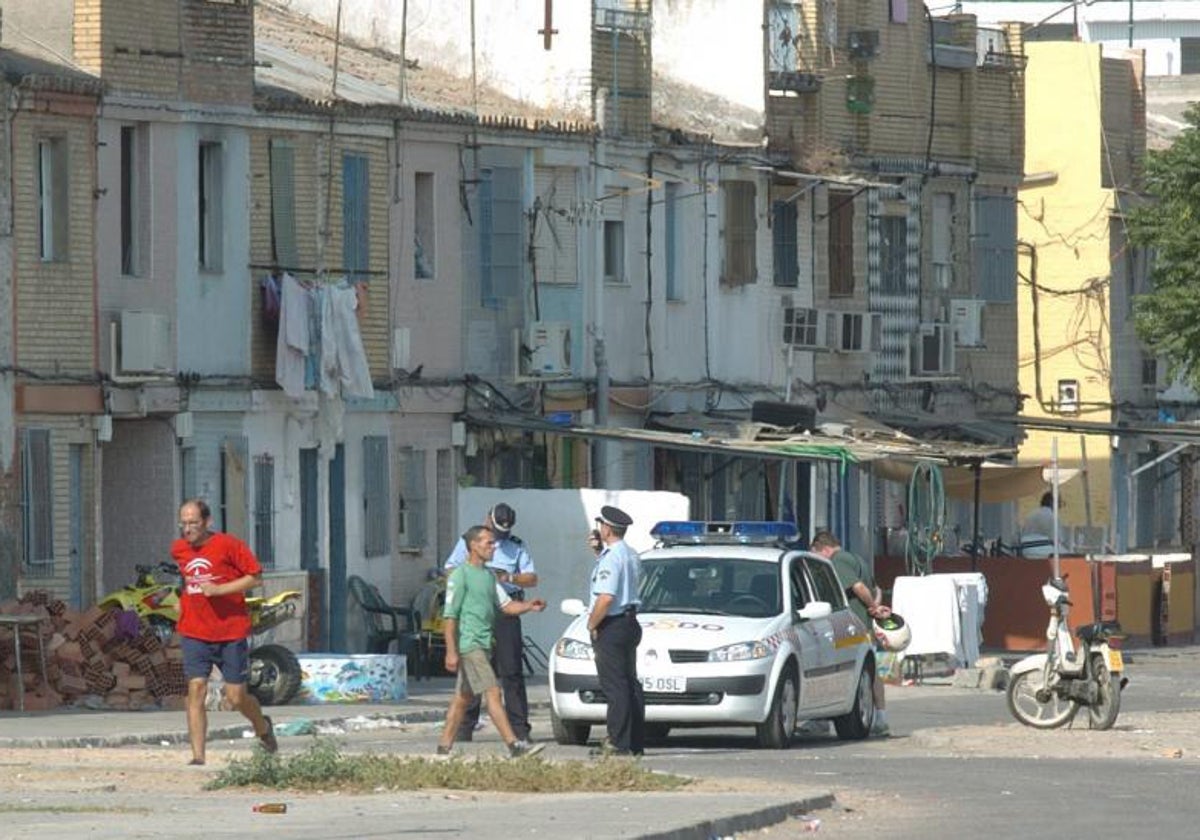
xmin=462 ymin=411 xmax=1015 ymax=467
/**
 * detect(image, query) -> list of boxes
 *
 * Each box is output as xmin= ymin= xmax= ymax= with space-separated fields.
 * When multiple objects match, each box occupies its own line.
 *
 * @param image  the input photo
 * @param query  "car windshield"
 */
xmin=640 ymin=557 xmax=780 ymax=618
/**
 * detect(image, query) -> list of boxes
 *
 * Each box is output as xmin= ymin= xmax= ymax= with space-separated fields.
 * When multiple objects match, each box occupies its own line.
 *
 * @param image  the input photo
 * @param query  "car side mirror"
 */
xmin=560 ymin=597 xmax=586 ymax=616
xmin=796 ymin=601 xmax=832 ymax=622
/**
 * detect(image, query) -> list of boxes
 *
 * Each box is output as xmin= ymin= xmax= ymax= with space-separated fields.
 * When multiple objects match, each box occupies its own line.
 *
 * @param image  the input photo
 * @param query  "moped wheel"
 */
xmin=1087 ymin=654 xmax=1121 ymax=731
xmin=1006 ymin=669 xmax=1078 ymax=728
xmin=248 ymin=644 xmax=302 ymax=706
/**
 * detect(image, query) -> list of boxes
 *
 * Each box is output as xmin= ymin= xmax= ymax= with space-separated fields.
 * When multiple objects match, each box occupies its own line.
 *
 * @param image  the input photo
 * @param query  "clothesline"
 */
xmin=249 ymin=263 xmax=388 ymax=277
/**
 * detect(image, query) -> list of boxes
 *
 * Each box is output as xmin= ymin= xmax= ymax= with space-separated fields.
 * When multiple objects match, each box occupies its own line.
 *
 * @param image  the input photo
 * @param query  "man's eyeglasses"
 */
xmin=178 ymin=521 xmax=205 ymax=530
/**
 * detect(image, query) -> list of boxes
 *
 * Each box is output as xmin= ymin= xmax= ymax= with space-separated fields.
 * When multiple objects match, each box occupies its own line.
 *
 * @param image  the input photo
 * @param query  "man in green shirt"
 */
xmin=811 ymin=530 xmax=892 ymax=737
xmin=436 ymin=525 xmax=547 ymax=757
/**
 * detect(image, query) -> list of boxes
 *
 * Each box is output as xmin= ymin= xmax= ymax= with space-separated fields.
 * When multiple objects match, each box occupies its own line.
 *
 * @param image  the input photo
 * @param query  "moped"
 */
xmin=1007 ymin=576 xmax=1127 ymax=729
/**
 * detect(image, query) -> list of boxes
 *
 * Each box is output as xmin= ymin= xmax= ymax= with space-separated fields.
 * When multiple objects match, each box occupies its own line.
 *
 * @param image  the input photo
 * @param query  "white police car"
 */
xmin=549 ymin=521 xmax=876 ymax=749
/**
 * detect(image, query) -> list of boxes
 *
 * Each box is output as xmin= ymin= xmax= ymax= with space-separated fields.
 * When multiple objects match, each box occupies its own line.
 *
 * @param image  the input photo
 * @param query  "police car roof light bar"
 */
xmin=650 ymin=520 xmax=800 ymax=546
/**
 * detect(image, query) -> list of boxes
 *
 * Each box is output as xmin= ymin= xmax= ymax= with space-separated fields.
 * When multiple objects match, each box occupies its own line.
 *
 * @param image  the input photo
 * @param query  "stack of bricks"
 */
xmin=0 ymin=591 xmax=187 ymax=711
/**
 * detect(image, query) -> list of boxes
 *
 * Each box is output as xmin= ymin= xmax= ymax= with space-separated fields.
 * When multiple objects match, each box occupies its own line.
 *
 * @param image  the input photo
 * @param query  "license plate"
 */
xmin=1106 ymin=649 xmax=1124 ymax=672
xmin=641 ymin=676 xmax=686 ymax=693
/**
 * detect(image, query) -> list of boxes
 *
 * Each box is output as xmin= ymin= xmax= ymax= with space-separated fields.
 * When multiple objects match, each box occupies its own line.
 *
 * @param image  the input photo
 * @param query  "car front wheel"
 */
xmin=755 ymin=667 xmax=798 ymax=749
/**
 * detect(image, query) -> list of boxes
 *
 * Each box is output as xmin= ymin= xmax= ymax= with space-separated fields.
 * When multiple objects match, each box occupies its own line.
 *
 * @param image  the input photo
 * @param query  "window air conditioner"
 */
xmin=909 ymin=323 xmax=954 ymax=377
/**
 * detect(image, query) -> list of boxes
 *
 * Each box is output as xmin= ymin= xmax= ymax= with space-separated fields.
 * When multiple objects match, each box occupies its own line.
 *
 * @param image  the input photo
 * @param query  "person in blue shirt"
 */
xmin=585 ymin=505 xmax=644 ymax=756
xmin=444 ymin=502 xmax=538 ymax=741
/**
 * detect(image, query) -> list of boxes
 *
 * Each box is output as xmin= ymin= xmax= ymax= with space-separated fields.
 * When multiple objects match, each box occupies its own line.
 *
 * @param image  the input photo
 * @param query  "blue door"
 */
xmin=329 ymin=445 xmax=347 ymax=652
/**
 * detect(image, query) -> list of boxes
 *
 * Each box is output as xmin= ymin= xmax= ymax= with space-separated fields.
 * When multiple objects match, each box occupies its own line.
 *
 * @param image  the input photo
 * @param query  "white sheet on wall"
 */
xmin=454 ymin=487 xmax=691 ymax=662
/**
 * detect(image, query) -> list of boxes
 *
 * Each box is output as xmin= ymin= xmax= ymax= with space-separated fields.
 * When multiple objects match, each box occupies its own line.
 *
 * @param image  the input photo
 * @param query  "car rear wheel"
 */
xmin=551 ymin=708 xmax=591 ymax=746
xmin=833 ymin=661 xmax=874 ymax=740
xmin=755 ymin=668 xmax=798 ymax=749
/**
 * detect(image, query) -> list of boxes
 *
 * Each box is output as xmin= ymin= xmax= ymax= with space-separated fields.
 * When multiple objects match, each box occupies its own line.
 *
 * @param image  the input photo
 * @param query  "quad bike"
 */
xmin=99 ymin=562 xmax=305 ymax=705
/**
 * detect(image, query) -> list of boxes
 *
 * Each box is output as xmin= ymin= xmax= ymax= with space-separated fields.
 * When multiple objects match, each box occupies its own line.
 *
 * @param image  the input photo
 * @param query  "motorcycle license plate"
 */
xmin=1106 ymin=649 xmax=1124 ymax=672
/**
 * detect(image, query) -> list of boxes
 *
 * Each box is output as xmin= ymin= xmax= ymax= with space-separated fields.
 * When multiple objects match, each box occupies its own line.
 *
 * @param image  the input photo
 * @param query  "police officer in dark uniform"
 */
xmin=444 ymin=503 xmax=538 ymax=741
xmin=585 ymin=505 xmax=644 ymax=756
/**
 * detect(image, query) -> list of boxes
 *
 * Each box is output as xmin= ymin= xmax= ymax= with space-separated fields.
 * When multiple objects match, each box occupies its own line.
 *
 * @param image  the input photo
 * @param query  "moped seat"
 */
xmin=1076 ymin=621 xmax=1122 ymax=643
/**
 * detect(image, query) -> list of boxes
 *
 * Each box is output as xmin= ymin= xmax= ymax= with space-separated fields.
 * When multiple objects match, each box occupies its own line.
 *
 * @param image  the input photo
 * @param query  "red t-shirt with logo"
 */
xmin=171 ymin=532 xmax=262 ymax=642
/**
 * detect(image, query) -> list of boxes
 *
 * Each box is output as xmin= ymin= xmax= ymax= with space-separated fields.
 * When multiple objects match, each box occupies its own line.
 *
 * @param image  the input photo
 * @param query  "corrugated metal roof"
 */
xmin=464 ymin=411 xmax=1015 ymax=467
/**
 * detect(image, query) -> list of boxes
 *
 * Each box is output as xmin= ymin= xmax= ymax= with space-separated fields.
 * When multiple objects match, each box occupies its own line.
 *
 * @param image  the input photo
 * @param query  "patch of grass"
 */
xmin=205 ymin=739 xmax=691 ymax=794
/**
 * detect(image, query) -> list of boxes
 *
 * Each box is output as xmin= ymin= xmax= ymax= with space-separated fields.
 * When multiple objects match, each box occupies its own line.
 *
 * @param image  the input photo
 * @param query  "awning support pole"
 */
xmin=971 ymin=459 xmax=982 ymax=573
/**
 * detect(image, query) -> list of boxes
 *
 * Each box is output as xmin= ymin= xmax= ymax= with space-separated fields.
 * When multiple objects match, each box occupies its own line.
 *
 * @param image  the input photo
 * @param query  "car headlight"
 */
xmin=708 ymin=641 xmax=770 ymax=662
xmin=555 ymin=637 xmax=595 ymax=660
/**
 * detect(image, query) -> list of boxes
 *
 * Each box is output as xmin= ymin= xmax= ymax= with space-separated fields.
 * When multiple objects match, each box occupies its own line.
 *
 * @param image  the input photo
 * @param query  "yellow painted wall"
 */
xmin=1018 ymin=42 xmax=1126 ymax=530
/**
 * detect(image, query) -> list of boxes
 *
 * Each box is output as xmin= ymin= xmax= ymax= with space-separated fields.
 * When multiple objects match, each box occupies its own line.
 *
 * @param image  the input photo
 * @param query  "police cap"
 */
xmin=488 ymin=502 xmax=516 ymax=534
xmin=595 ymin=505 xmax=633 ymax=528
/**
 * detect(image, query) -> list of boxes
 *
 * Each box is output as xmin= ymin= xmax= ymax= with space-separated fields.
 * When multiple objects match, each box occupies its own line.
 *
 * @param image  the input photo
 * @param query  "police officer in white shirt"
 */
xmin=585 ymin=505 xmax=644 ymax=756
xmin=444 ymin=503 xmax=538 ymax=741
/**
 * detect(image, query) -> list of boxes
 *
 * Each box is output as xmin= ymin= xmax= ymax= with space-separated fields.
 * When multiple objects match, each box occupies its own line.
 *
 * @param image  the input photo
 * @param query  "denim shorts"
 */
xmin=181 ymin=636 xmax=250 ymax=683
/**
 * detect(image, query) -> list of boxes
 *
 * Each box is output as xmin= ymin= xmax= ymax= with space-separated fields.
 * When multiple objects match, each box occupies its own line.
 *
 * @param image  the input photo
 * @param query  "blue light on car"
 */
xmin=650 ymin=520 xmax=800 ymax=545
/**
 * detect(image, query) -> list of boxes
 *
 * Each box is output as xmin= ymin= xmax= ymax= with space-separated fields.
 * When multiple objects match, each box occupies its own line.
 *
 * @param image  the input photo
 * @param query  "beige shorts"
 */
xmin=455 ymin=647 xmax=497 ymax=696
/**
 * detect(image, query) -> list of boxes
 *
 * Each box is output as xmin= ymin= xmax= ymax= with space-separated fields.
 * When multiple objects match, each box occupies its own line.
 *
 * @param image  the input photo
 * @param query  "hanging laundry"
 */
xmin=275 ymin=273 xmax=309 ymax=398
xmin=319 ymin=280 xmax=374 ymax=399
xmin=259 ymin=270 xmax=283 ymax=330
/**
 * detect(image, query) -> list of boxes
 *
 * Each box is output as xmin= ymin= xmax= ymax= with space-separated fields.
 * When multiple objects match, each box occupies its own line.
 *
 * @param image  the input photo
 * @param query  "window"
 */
xmin=414 ymin=171 xmax=435 ymax=279
xmin=120 ymin=126 xmax=147 ymax=276
xmin=198 ymin=141 xmax=224 ymax=270
xmin=665 ymin=183 xmax=682 ymax=300
xmin=879 ymin=215 xmax=907 ymax=294
xmin=805 ymin=557 xmax=846 ymax=610
xmin=396 ymin=447 xmax=427 ymax=549
xmin=932 ymin=193 xmax=953 ymax=290
xmin=253 ymin=455 xmax=275 ymax=569
xmin=888 ymin=0 xmax=908 ymax=24
xmin=180 ymin=447 xmax=197 ymax=506
xmin=269 ymin=139 xmax=297 ymax=269
xmin=1142 ymin=357 xmax=1159 ymax=388
xmin=1183 ymin=38 xmax=1200 ymax=75
xmin=479 ymin=167 xmax=522 ymax=305
xmin=362 ymin=436 xmax=390 ymax=557
xmin=37 ymin=138 xmax=68 ymax=262
xmin=721 ymin=180 xmax=757 ymax=286
xmin=772 ymin=200 xmax=798 ymax=287
xmin=828 ymin=190 xmax=855 ymax=296
xmin=343 ymin=153 xmax=370 ymax=281
xmin=20 ymin=429 xmax=53 ymax=572
xmin=532 ymin=167 xmax=577 ymax=285
xmin=603 ymin=220 xmax=625 ymax=283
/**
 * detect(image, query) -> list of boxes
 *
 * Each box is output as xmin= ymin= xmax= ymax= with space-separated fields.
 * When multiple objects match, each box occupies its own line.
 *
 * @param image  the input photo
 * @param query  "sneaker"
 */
xmin=436 ymin=744 xmax=453 ymax=756
xmin=258 ymin=716 xmax=278 ymax=754
xmin=870 ymin=721 xmax=891 ymax=738
xmin=508 ymin=739 xmax=546 ymax=758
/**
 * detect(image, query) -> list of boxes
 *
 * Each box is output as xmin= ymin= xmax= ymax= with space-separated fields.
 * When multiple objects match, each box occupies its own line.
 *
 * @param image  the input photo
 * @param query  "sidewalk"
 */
xmin=0 ymin=676 xmax=834 ymax=839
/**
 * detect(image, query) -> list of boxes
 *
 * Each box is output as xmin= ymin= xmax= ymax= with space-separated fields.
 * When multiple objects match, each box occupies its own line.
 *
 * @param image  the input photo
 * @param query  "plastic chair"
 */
xmin=347 ymin=575 xmax=427 ymax=680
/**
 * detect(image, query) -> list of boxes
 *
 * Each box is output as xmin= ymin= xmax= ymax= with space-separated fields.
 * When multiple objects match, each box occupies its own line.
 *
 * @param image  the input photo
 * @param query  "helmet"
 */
xmin=872 ymin=612 xmax=912 ymax=652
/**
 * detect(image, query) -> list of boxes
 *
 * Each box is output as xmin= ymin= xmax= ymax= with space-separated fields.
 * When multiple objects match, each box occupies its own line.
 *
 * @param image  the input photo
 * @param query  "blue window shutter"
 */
xmin=772 ymin=199 xmax=799 ymax=287
xmin=342 ymin=154 xmax=370 ymax=281
xmin=479 ymin=166 xmax=522 ymax=305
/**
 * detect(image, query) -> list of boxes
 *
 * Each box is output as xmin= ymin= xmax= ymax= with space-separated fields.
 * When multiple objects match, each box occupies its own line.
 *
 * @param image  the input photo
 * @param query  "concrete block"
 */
xmin=981 ymin=666 xmax=1009 ymax=691
xmin=952 ymin=667 xmax=983 ymax=689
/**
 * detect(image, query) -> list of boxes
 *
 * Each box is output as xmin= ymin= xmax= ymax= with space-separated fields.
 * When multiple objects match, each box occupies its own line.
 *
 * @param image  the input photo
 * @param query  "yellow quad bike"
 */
xmin=98 ymin=561 xmax=305 ymax=705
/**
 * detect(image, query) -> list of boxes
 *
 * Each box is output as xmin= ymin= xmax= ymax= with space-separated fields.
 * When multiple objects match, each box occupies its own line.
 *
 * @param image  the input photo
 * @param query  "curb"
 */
xmin=0 ymin=707 xmax=448 ymax=749
xmin=638 ymin=794 xmax=836 ymax=840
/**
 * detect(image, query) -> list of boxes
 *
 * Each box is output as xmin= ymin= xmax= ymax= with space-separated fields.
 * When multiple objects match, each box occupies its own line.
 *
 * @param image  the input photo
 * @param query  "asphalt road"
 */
xmin=324 ymin=648 xmax=1200 ymax=838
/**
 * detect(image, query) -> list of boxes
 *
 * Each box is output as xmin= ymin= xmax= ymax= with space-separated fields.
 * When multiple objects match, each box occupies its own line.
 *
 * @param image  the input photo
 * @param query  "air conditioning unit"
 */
xmin=847 ymin=29 xmax=880 ymax=59
xmin=516 ymin=321 xmax=572 ymax=378
xmin=782 ymin=307 xmax=827 ymax=350
xmin=825 ymin=311 xmax=883 ymax=353
xmin=909 ymin=323 xmax=954 ymax=377
xmin=120 ymin=310 xmax=171 ymax=373
xmin=949 ymin=299 xmax=985 ymax=347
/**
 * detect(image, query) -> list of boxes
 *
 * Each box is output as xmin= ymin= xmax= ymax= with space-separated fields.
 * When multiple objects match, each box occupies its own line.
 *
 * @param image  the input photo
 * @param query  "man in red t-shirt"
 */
xmin=172 ymin=498 xmax=278 ymax=765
